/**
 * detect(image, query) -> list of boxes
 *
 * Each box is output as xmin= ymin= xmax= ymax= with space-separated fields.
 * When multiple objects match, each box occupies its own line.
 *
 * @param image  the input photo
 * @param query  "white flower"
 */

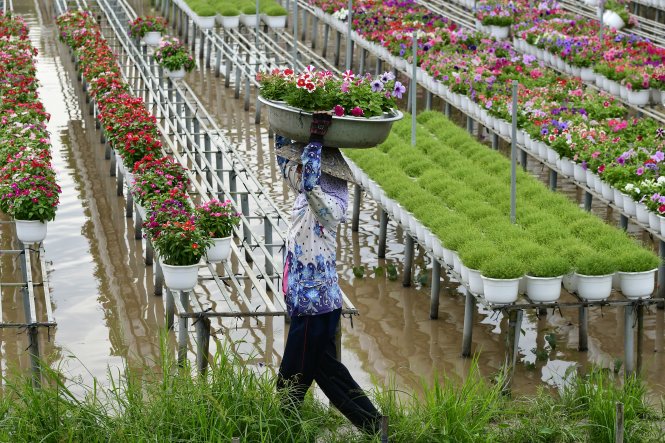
xmin=624 ymin=183 xmax=635 ymax=192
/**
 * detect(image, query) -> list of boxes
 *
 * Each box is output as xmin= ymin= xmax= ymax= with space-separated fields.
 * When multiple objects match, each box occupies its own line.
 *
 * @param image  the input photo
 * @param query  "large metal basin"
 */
xmin=258 ymin=96 xmax=403 ymax=148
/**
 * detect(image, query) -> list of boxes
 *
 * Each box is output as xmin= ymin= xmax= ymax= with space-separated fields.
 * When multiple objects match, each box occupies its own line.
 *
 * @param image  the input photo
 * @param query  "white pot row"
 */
xmin=514 ymin=38 xmax=663 ymax=107
xmin=344 ymin=157 xmax=660 ymax=306
xmin=634 ymin=0 xmax=665 ymax=8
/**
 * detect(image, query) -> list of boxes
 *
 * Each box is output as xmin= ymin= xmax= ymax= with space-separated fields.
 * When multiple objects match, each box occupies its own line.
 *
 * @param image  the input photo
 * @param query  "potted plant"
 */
xmin=191 ymin=2 xmax=217 ymax=29
xmin=256 ymin=67 xmax=404 ymax=148
xmin=574 ymin=253 xmax=617 ymax=301
xmin=525 ymin=256 xmax=570 ymax=303
xmin=475 ymin=2 xmax=513 ymax=40
xmin=616 ymin=249 xmax=660 ymax=299
xmin=480 ymin=257 xmax=525 ymax=304
xmin=217 ymin=5 xmax=240 ymax=29
xmin=0 ymin=176 xmax=61 ymax=244
xmin=154 ymin=37 xmax=196 ymax=80
xmin=458 ymin=241 xmax=497 ymax=295
xmin=262 ymin=5 xmax=288 ymax=29
xmin=152 ymin=218 xmax=212 ymax=291
xmin=195 ymin=199 xmax=241 ymax=262
xmin=128 ymin=16 xmax=167 ymax=46
xmin=240 ymin=4 xmax=259 ymax=27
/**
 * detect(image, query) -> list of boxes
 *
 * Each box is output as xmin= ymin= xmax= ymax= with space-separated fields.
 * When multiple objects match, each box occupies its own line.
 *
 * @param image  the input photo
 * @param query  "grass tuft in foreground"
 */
xmin=0 ymin=343 xmax=662 ymax=442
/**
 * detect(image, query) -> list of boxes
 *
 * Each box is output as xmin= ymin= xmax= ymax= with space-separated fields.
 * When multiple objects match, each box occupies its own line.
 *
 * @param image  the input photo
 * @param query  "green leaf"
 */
xmin=352 ymin=266 xmax=365 ymax=279
xmin=373 ymin=266 xmax=385 ymax=277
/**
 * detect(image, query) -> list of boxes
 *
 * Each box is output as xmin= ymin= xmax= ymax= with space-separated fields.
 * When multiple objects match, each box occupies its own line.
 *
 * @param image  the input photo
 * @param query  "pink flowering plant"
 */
xmin=257 ymin=66 xmax=404 ymax=117
xmin=128 ymin=16 xmax=167 ymax=38
xmin=154 ymin=37 xmax=195 ymax=72
xmin=0 ymin=176 xmax=61 ymax=222
xmin=195 ymin=199 xmax=241 ymax=238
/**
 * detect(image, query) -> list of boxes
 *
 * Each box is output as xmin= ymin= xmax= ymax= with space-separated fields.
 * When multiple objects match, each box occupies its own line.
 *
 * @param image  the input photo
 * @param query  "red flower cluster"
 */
xmin=0 ymin=13 xmax=60 ymax=223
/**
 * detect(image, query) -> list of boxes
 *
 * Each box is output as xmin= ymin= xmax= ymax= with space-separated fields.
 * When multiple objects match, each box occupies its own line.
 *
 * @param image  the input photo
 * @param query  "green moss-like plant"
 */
xmin=219 ymin=6 xmax=240 ymax=16
xmin=242 ymin=5 xmax=257 ymax=14
xmin=527 ymin=256 xmax=572 ymax=278
xmin=481 ymin=257 xmax=525 ymax=280
xmin=616 ymin=250 xmax=660 ymax=273
xmin=264 ymin=5 xmax=287 ymax=15
xmin=459 ymin=241 xmax=498 ymax=271
xmin=575 ymin=253 xmax=617 ymax=276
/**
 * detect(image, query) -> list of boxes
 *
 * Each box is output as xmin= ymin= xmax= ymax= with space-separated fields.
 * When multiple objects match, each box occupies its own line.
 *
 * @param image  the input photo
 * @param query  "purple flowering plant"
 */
xmin=0 ymin=175 xmax=61 ymax=222
xmin=257 ymin=66 xmax=404 ymax=117
xmin=195 ymin=199 xmax=241 ymax=238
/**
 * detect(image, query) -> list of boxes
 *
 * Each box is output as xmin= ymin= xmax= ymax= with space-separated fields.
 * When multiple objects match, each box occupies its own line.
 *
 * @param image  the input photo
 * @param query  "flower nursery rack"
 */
xmin=0 ymin=240 xmax=56 ymax=388
xmin=54 ymin=0 xmax=358 ymax=374
xmin=120 ymin=0 xmax=665 ymax=386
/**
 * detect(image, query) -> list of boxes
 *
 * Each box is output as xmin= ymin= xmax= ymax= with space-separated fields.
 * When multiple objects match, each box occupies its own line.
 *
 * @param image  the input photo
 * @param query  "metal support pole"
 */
xmin=165 ymin=288 xmax=175 ymax=329
xmin=244 ymin=76 xmax=251 ymax=111
xmin=302 ymin=8 xmax=308 ymax=41
xmin=311 ymin=17 xmax=319 ymax=49
xmin=620 ymin=214 xmax=628 ymax=231
xmin=444 ymin=102 xmax=451 ymax=118
xmin=155 ymin=259 xmax=164 ymax=296
xmin=492 ymin=133 xmax=499 ymax=150
xmin=264 ymin=216 xmax=274 ymax=280
xmin=461 ymin=292 xmax=474 ymax=357
xmin=637 ymin=303 xmax=644 ymax=375
xmin=146 ymin=236 xmax=154 ymax=266
xmin=255 ymin=98 xmax=262 ymax=124
xmin=225 ymin=60 xmax=232 ymax=88
xmin=110 ymin=151 xmax=117 ymax=177
xmin=624 ymin=305 xmax=634 ymax=375
xmin=334 ymin=31 xmax=341 ymax=67
xmin=578 ymin=305 xmax=588 ymax=351
xmin=510 ymin=81 xmax=518 ymax=224
xmin=359 ymin=48 xmax=366 ymax=73
xmin=195 ymin=316 xmax=211 ymax=375
xmin=403 ymin=234 xmax=414 ymax=287
xmin=549 ymin=169 xmax=557 ymax=191
xmin=205 ymin=35 xmax=211 ymax=68
xmin=375 ymin=57 xmax=382 ymax=75
xmin=378 ymin=209 xmax=388 ymax=258
xmin=426 ymin=90 xmax=432 ymax=111
xmin=584 ymin=191 xmax=593 ymax=212
xmin=520 ymin=149 xmax=527 ymax=172
xmin=292 ymin=0 xmax=298 ymax=69
xmin=134 ymin=207 xmax=142 ymax=240
xmin=177 ymin=291 xmax=189 ymax=366
xmin=466 ymin=115 xmax=473 ymax=134
xmin=215 ymin=46 xmax=222 ymax=77
xmin=504 ymin=309 xmax=523 ymax=393
xmin=429 ymin=259 xmax=441 ymax=319
xmin=659 ymin=240 xmax=665 ymax=308
xmin=241 ymin=193 xmax=252 ymax=263
xmin=322 ymin=24 xmax=329 ymax=58
xmin=235 ymin=66 xmax=241 ymax=99
xmin=616 ymin=402 xmax=624 ymax=443
xmin=351 ymin=184 xmax=361 ymax=232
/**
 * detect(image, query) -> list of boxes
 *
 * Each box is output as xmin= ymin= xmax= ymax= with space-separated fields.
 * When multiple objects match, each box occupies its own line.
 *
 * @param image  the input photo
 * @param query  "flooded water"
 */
xmin=3 ymin=0 xmax=665 ymax=403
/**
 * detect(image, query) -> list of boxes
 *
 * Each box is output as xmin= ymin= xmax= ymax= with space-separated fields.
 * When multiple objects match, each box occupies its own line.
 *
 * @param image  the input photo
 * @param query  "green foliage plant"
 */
xmin=616 ymin=249 xmax=660 ymax=273
xmin=481 ymin=257 xmax=526 ymax=280
xmin=527 ymin=255 xmax=572 ymax=278
xmin=574 ymin=253 xmax=617 ymax=276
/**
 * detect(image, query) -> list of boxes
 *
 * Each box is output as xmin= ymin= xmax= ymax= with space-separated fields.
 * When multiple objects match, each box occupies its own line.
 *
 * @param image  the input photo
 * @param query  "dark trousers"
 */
xmin=277 ymin=308 xmax=381 ymax=434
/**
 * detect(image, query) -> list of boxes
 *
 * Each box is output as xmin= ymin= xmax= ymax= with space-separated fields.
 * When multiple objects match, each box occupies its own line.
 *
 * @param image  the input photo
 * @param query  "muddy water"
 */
xmin=3 ymin=0 xmax=665 ymax=403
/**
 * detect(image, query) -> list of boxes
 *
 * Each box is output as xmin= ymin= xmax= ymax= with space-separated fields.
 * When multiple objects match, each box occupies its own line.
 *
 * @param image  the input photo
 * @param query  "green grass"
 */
xmin=0 ymin=344 xmax=662 ymax=442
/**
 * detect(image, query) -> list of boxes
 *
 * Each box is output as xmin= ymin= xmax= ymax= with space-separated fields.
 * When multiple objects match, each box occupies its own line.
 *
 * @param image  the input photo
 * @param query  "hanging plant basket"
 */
xmin=165 ymin=67 xmax=186 ymax=80
xmin=15 ymin=219 xmax=48 ymax=244
xmin=142 ymin=31 xmax=162 ymax=46
xmin=161 ymin=262 xmax=200 ymax=291
xmin=258 ymin=96 xmax=403 ymax=148
xmin=206 ymin=236 xmax=233 ymax=262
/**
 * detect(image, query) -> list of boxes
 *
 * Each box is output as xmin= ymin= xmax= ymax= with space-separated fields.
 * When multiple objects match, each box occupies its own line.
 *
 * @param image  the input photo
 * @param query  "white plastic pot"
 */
xmin=481 ymin=276 xmax=521 ymax=304
xmin=218 ymin=14 xmax=240 ymax=29
xmin=525 ymin=275 xmax=563 ymax=303
xmin=575 ymin=273 xmax=614 ymax=301
xmin=166 ymin=67 xmax=186 ymax=80
xmin=467 ymin=268 xmax=484 ymax=295
xmin=262 ymin=14 xmax=287 ymax=29
xmin=206 ymin=236 xmax=233 ymax=262
xmin=142 ymin=31 xmax=162 ymax=46
xmin=618 ymin=269 xmax=657 ymax=299
xmin=161 ymin=262 xmax=200 ymax=291
xmin=15 ymin=219 xmax=48 ymax=244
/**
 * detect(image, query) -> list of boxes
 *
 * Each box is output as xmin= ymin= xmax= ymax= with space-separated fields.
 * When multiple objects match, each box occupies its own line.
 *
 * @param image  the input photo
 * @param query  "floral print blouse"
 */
xmin=276 ymin=136 xmax=348 ymax=317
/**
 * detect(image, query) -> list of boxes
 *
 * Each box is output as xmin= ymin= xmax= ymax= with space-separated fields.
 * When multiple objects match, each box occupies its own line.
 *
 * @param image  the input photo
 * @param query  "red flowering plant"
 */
xmin=257 ymin=66 xmax=404 ymax=117
xmin=195 ymin=199 xmax=241 ymax=239
xmin=151 ymin=218 xmax=212 ymax=266
xmin=128 ymin=16 xmax=168 ymax=39
xmin=0 ymin=13 xmax=59 ymax=223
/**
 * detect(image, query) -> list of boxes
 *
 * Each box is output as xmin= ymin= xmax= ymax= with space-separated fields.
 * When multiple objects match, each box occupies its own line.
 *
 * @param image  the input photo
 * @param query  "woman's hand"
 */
xmin=309 ymin=112 xmax=333 ymax=144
